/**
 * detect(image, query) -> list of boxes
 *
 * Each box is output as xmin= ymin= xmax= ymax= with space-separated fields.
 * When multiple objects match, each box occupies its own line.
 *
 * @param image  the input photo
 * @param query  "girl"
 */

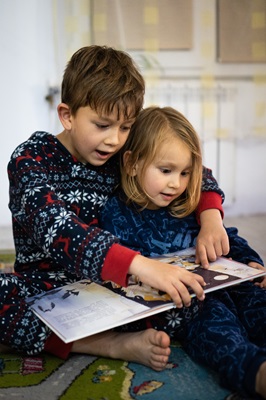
xmin=100 ymin=106 xmax=266 ymax=398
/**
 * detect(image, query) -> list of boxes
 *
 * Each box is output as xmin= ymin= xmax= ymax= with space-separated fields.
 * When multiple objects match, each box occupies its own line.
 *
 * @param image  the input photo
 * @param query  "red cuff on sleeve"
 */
xmin=44 ymin=332 xmax=73 ymax=359
xmin=101 ymin=243 xmax=139 ymax=287
xmin=196 ymin=192 xmax=224 ymax=222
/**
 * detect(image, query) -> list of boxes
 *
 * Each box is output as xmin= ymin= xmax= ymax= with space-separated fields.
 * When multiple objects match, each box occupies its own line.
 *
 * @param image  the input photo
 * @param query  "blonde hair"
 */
xmin=121 ymin=106 xmax=202 ymax=217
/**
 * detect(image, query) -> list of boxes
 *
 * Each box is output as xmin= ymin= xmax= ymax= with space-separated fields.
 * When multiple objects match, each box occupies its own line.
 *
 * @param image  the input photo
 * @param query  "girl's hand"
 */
xmin=196 ymin=209 xmax=229 ymax=268
xmin=128 ymin=254 xmax=206 ymax=308
xmin=248 ymin=261 xmax=266 ymax=288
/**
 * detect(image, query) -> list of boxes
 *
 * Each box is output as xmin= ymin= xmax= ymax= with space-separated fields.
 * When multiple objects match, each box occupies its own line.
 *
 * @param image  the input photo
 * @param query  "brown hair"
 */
xmin=121 ymin=106 xmax=203 ymax=217
xmin=61 ymin=45 xmax=145 ymax=118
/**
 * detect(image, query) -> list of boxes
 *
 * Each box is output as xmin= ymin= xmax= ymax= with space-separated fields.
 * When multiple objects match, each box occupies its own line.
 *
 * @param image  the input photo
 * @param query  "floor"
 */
xmin=0 ymin=214 xmax=265 ymax=265
xmin=224 ymin=214 xmax=266 ymax=266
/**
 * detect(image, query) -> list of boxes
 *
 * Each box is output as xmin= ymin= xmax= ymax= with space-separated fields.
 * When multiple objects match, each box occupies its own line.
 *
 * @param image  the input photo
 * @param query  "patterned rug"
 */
xmin=0 ymin=251 xmax=248 ymax=400
xmin=0 ymin=343 xmax=234 ymax=400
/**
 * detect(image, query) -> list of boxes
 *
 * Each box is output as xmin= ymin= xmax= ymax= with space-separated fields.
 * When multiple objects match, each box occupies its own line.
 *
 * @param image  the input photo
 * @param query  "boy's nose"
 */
xmin=104 ymin=127 xmax=120 ymax=145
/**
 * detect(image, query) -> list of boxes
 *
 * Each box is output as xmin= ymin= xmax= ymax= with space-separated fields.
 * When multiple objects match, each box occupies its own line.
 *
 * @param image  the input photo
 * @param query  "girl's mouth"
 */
xmin=161 ymin=193 xmax=175 ymax=201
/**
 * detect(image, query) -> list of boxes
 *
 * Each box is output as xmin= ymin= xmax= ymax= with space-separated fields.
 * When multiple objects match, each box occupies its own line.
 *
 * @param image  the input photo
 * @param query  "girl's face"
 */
xmin=57 ymin=105 xmax=135 ymax=166
xmin=135 ymin=136 xmax=192 ymax=209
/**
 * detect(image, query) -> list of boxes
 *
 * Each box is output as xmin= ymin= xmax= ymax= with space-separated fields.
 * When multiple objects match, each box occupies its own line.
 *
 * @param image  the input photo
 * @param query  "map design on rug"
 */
xmin=0 ymin=344 xmax=232 ymax=400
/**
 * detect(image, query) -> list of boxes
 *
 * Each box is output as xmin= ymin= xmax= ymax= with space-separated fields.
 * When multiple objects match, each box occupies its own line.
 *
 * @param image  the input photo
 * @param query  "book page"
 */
xmin=153 ymin=248 xmax=266 ymax=294
xmin=26 ymin=281 xmax=153 ymax=343
xmin=27 ymin=248 xmax=266 ymax=343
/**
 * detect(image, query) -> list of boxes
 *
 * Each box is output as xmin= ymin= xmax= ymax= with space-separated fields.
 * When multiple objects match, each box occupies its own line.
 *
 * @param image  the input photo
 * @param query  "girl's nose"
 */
xmin=169 ymin=177 xmax=180 ymax=189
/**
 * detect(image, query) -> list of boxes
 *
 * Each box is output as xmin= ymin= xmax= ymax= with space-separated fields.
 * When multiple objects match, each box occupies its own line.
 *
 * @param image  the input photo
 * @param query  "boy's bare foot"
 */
xmin=71 ymin=328 xmax=171 ymax=371
xmin=256 ymin=360 xmax=266 ymax=398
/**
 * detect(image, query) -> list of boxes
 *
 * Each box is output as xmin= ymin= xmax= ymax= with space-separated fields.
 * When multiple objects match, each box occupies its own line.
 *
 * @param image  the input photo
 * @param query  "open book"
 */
xmin=26 ymin=248 xmax=266 ymax=343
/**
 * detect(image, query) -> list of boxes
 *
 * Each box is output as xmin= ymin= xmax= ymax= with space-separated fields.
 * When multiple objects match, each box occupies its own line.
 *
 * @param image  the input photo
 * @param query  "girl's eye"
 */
xmin=181 ymin=171 xmax=191 ymax=177
xmin=121 ymin=126 xmax=132 ymax=132
xmin=160 ymin=168 xmax=171 ymax=174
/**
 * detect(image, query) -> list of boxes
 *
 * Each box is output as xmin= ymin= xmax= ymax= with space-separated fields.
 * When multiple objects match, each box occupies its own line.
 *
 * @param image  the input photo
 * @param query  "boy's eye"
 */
xmin=95 ymin=123 xmax=132 ymax=131
xmin=96 ymin=123 xmax=109 ymax=129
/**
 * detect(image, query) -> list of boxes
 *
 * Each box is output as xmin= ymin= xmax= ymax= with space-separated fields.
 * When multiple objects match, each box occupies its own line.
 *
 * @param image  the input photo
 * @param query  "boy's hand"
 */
xmin=129 ymin=255 xmax=206 ymax=308
xmin=195 ymin=209 xmax=229 ymax=268
xmin=248 ymin=261 xmax=266 ymax=288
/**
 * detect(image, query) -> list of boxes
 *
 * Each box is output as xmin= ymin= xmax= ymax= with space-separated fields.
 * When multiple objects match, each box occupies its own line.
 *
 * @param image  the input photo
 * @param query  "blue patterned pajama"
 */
xmin=177 ymin=282 xmax=266 ymax=398
xmin=116 ymin=282 xmax=266 ymax=397
xmin=101 ymin=192 xmax=266 ymax=397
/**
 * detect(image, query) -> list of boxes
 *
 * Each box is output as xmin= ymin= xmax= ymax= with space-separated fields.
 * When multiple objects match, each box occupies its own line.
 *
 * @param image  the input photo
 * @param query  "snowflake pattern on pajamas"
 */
xmin=2 ymin=131 xmax=120 ymax=352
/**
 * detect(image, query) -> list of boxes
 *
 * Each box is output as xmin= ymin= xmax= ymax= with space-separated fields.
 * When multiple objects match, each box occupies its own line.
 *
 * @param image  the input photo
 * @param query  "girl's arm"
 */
xmin=248 ymin=262 xmax=266 ymax=288
xmin=196 ymin=209 xmax=229 ymax=267
xmin=225 ymin=226 xmax=265 ymax=287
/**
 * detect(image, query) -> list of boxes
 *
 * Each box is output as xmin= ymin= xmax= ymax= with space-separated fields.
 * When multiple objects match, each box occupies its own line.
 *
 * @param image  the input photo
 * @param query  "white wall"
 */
xmin=0 ymin=0 xmax=58 ymax=225
xmin=142 ymin=80 xmax=266 ymax=216
xmin=136 ymin=0 xmax=266 ymax=216
xmin=0 ymin=0 xmax=266 ymax=229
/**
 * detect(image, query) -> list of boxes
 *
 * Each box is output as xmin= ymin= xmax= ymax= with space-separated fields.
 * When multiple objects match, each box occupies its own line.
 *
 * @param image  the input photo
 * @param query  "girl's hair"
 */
xmin=61 ymin=45 xmax=145 ymax=119
xmin=121 ymin=106 xmax=203 ymax=217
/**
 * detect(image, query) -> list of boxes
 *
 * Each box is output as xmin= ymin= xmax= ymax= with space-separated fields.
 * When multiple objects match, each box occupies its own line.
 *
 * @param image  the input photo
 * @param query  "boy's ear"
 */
xmin=123 ymin=151 xmax=138 ymax=176
xmin=57 ymin=103 xmax=72 ymax=130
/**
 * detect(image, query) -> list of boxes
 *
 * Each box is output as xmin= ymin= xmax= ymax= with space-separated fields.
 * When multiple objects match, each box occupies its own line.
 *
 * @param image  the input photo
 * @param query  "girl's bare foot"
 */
xmin=256 ymin=360 xmax=266 ymax=398
xmin=71 ymin=328 xmax=171 ymax=371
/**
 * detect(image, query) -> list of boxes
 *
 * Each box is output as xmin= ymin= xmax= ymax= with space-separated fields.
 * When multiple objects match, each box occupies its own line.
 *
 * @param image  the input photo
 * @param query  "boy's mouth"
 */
xmin=96 ymin=149 xmax=112 ymax=159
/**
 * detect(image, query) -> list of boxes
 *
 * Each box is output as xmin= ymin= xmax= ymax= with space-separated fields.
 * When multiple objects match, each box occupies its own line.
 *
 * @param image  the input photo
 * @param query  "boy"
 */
xmin=3 ymin=46 xmax=227 ymax=369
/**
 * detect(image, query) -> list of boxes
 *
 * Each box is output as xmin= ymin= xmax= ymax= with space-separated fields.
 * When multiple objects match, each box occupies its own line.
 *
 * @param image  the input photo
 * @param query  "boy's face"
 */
xmin=59 ymin=105 xmax=135 ymax=166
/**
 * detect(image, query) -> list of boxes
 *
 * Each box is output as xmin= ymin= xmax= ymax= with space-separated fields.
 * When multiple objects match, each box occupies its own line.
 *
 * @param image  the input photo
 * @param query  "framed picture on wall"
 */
xmin=217 ymin=0 xmax=266 ymax=63
xmin=91 ymin=0 xmax=193 ymax=50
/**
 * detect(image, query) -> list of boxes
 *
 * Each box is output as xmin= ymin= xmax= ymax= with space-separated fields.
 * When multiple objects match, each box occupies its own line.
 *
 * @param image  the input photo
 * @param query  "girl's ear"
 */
xmin=123 ymin=151 xmax=138 ymax=176
xmin=57 ymin=103 xmax=72 ymax=130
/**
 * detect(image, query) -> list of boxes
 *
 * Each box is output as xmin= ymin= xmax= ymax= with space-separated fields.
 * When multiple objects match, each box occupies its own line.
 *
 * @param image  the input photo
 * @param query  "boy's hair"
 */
xmin=121 ymin=106 xmax=203 ymax=217
xmin=61 ymin=45 xmax=145 ymax=118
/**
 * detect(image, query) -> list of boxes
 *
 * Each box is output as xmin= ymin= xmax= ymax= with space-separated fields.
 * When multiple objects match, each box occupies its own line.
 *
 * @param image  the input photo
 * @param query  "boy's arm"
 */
xmin=195 ymin=167 xmax=229 ymax=267
xmin=198 ymin=166 xmax=225 ymax=215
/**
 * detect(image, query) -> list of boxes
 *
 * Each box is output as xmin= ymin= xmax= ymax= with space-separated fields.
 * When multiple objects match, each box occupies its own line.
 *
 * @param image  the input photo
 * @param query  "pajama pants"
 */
xmin=119 ymin=281 xmax=266 ymax=398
